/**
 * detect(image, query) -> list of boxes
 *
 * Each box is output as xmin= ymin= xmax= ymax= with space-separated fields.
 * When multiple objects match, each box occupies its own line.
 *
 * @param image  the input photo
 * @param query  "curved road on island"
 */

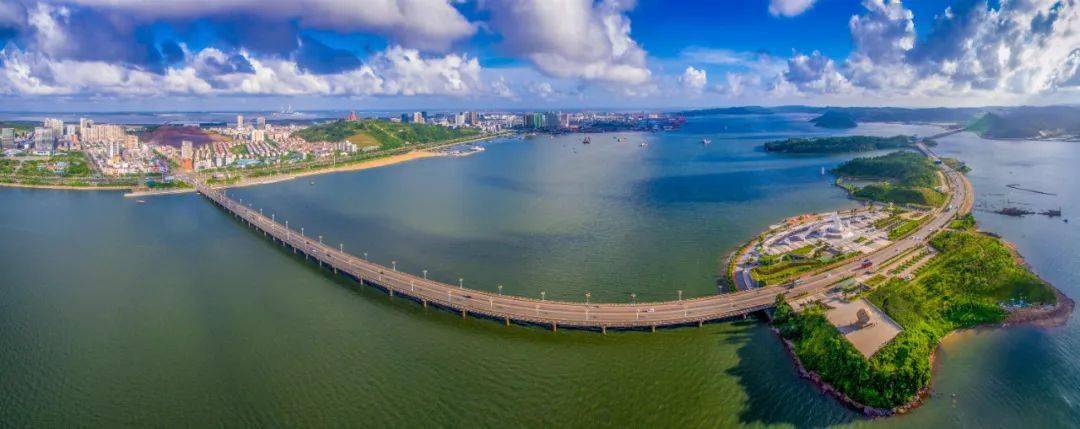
xmin=189 ymin=142 xmax=972 ymax=331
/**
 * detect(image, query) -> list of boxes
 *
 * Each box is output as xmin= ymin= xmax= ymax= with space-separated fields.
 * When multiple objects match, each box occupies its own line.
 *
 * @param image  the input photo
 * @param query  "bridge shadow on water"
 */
xmin=724 ymin=317 xmax=863 ymax=428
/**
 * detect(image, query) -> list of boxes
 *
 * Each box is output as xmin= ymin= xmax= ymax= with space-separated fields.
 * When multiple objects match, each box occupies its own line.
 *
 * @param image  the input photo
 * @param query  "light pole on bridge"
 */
xmin=392 ymin=261 xmax=397 ymax=272
xmin=364 ymin=252 xmax=368 ymax=261
xmin=630 ymin=293 xmax=636 ymax=304
xmin=678 ymin=290 xmax=683 ymax=302
xmin=459 ymin=278 xmax=463 ymax=289
xmin=318 ymin=235 xmax=323 ymax=245
xmin=585 ymin=292 xmax=590 ymax=304
xmin=423 ymin=269 xmax=428 ymax=279
xmin=497 ymin=284 xmax=503 ymax=295
xmin=301 ymin=227 xmax=304 ymax=236
xmin=340 ymin=243 xmax=343 ymax=252
xmin=540 ymin=291 xmax=545 ymax=301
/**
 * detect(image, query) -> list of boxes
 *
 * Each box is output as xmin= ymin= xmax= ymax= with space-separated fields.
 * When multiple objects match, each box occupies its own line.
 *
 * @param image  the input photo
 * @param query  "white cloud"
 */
xmin=763 ymin=0 xmax=1080 ymax=105
xmin=64 ymin=0 xmax=475 ymax=51
xmin=769 ymin=0 xmax=817 ymax=17
xmin=527 ymin=81 xmax=557 ymax=99
xmin=483 ymin=0 xmax=651 ymax=85
xmin=678 ymin=66 xmax=707 ymax=91
xmin=0 ymin=44 xmax=489 ymax=98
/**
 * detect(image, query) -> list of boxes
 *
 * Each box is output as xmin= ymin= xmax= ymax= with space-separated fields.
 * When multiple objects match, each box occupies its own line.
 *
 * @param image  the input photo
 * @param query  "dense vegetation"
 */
xmin=775 ymin=226 xmax=1057 ymax=409
xmin=833 ymin=151 xmax=946 ymax=207
xmin=810 ymin=111 xmax=857 ymax=129
xmin=833 ymin=151 xmax=936 ymax=187
xmin=854 ymin=184 xmax=945 ymax=207
xmin=295 ymin=119 xmax=479 ymax=150
xmin=763 ymin=135 xmax=915 ymax=153
xmin=964 ymin=107 xmax=1080 ymax=139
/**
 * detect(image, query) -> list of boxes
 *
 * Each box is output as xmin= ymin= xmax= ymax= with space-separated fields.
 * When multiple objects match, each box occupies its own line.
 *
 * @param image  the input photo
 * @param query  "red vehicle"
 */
xmin=860 ymin=259 xmax=873 ymax=269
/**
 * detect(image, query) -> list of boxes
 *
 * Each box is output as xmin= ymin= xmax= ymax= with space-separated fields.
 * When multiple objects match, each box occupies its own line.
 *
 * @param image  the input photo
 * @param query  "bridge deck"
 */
xmin=191 ymin=148 xmax=968 ymax=331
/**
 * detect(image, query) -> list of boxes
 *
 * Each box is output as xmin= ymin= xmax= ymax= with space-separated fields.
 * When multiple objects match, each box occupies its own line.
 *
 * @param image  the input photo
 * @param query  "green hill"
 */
xmin=763 ymin=135 xmax=915 ymax=153
xmin=294 ymin=120 xmax=480 ymax=150
xmin=832 ymin=151 xmax=937 ymax=187
xmin=810 ymin=111 xmax=857 ymax=129
xmin=833 ymin=151 xmax=943 ymax=207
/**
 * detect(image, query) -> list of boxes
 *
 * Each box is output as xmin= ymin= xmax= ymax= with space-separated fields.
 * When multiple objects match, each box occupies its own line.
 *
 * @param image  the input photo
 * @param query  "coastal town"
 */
xmin=0 ymin=110 xmax=683 ymax=190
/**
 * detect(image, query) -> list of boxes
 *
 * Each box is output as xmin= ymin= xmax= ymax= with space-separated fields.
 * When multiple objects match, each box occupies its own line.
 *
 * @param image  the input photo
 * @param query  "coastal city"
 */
xmin=0 ymin=110 xmax=683 ymax=188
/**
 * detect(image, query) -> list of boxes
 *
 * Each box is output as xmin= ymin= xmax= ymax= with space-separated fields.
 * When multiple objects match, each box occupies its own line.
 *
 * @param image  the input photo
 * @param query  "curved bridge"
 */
xmin=191 ymin=146 xmax=969 ymax=332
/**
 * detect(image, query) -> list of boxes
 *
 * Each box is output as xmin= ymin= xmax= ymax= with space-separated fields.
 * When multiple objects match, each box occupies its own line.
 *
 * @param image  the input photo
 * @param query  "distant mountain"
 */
xmin=679 ymin=105 xmax=1080 ymax=139
xmin=678 ymin=106 xmax=783 ymax=116
xmin=809 ymin=111 xmax=857 ymax=129
xmin=965 ymin=107 xmax=1080 ymax=139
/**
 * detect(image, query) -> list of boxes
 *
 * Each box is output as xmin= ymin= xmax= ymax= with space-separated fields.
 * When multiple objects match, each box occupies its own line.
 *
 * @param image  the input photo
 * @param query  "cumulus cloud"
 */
xmin=64 ymin=0 xmax=475 ymax=52
xmin=782 ymin=51 xmax=850 ymax=94
xmin=0 ymin=44 xmax=487 ymax=98
xmin=678 ymin=66 xmax=707 ymax=91
xmin=763 ymin=0 xmax=1080 ymax=104
xmin=483 ymin=0 xmax=651 ymax=85
xmin=769 ymin=0 xmax=817 ymax=17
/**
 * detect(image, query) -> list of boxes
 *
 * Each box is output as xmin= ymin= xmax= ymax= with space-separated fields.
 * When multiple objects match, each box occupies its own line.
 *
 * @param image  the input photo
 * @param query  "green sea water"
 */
xmin=2 ymin=114 xmax=1077 ymax=427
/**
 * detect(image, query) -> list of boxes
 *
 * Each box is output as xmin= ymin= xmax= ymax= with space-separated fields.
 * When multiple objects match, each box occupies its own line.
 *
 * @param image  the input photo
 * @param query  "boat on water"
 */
xmin=136 ymin=200 xmax=146 ymax=204
xmin=640 ymin=142 xmax=647 ymax=147
xmin=583 ymin=136 xmax=591 ymax=144
xmin=701 ymin=138 xmax=712 ymax=145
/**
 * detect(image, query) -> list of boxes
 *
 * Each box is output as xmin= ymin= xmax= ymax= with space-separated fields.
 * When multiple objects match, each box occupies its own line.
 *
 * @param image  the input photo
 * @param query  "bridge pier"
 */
xmin=601 ymin=325 xmax=607 ymax=335
xmin=461 ymin=309 xmax=466 ymax=319
xmin=697 ymin=321 xmax=703 ymax=328
xmin=422 ymin=300 xmax=427 ymax=308
xmin=651 ymin=325 xmax=656 ymax=333
xmin=388 ymin=288 xmax=394 ymax=299
xmin=552 ymin=322 xmax=557 ymax=332
xmin=504 ymin=317 xmax=510 ymax=326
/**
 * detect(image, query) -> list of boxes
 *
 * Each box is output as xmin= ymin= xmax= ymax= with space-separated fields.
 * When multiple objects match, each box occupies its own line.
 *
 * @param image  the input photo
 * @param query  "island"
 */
xmin=810 ymin=111 xmax=858 ymax=129
xmin=763 ymin=135 xmax=917 ymax=153
xmin=743 ymin=147 xmax=1074 ymax=416
xmin=832 ymin=151 xmax=947 ymax=208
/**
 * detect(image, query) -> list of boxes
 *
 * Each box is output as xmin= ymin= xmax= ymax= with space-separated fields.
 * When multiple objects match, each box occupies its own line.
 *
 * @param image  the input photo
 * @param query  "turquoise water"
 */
xmin=1 ymin=115 xmax=1076 ymax=426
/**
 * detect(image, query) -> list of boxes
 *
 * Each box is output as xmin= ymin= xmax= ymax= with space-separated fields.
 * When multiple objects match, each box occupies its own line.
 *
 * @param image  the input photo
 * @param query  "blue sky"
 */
xmin=0 ymin=0 xmax=1076 ymax=111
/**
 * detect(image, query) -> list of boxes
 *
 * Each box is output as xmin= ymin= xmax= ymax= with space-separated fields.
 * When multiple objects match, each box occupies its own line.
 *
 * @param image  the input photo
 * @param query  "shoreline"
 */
xmin=775 ymin=285 xmax=1074 ymax=418
xmin=0 ymin=181 xmax=133 ymax=191
xmin=6 ymin=133 xmax=509 ymax=197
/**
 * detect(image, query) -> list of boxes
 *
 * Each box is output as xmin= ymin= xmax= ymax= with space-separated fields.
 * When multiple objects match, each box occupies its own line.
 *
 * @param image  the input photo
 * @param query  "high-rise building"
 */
xmin=43 ymin=118 xmax=63 ymax=136
xmin=33 ymin=127 xmax=55 ymax=154
xmin=544 ymin=112 xmax=560 ymax=130
xmin=251 ymin=129 xmax=265 ymax=143
xmin=256 ymin=116 xmax=266 ymax=130
xmin=467 ymin=111 xmax=480 ymax=125
xmin=524 ymin=112 xmax=545 ymax=130
xmin=180 ymin=140 xmax=194 ymax=171
xmin=78 ymin=118 xmax=93 ymax=138
xmin=400 ymin=113 xmax=411 ymax=123
xmin=1 ymin=128 xmax=13 ymax=148
xmin=411 ymin=111 xmax=424 ymax=124
xmin=236 ymin=115 xmax=245 ymax=130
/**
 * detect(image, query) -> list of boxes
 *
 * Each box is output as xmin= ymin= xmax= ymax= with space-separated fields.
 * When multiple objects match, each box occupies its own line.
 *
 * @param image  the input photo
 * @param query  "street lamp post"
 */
xmin=678 ymin=290 xmax=683 ymax=302
xmin=301 ymin=227 xmax=304 ymax=236
xmin=363 ymin=252 xmax=368 ymax=261
xmin=585 ymin=292 xmax=591 ymax=304
xmin=459 ymin=278 xmax=463 ymax=289
xmin=318 ymin=235 xmax=322 ymax=245
xmin=497 ymin=284 xmax=503 ymax=295
xmin=423 ymin=269 xmax=428 ymax=279
xmin=340 ymin=243 xmax=343 ymax=252
xmin=631 ymin=293 xmax=636 ymax=304
xmin=392 ymin=261 xmax=397 ymax=271
xmin=540 ymin=291 xmax=546 ymax=301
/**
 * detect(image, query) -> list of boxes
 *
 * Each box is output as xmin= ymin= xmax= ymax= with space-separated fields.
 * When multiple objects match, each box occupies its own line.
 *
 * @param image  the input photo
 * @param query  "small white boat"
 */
xmin=701 ymin=138 xmax=712 ymax=145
